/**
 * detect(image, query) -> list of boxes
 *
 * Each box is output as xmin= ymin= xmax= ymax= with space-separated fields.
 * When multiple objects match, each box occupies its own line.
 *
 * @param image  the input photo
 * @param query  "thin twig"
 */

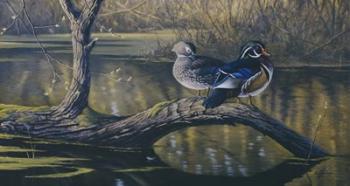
xmin=303 ymin=29 xmax=350 ymax=57
xmin=0 ymin=0 xmax=26 ymax=35
xmin=21 ymin=0 xmax=59 ymax=82
xmin=307 ymin=101 xmax=328 ymax=162
xmin=99 ymin=0 xmax=146 ymax=17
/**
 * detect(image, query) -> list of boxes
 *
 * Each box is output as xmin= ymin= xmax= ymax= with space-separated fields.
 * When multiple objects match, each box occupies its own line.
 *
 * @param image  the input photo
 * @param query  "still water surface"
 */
xmin=0 ymin=35 xmax=349 ymax=186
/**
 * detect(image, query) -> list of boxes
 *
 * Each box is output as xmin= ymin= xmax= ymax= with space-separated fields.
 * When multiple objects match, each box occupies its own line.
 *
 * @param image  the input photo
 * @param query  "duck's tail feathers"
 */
xmin=203 ymin=89 xmax=228 ymax=108
xmin=203 ymin=88 xmax=240 ymax=109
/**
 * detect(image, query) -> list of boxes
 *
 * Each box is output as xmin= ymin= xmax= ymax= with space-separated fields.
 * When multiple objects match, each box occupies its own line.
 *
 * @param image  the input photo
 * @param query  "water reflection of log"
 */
xmin=117 ymin=159 xmax=321 ymax=186
xmin=0 ymin=135 xmax=323 ymax=186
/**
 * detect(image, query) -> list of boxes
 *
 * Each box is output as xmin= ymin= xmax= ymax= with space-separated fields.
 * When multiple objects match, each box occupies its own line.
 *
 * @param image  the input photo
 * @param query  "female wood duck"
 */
xmin=171 ymin=41 xmax=273 ymax=108
xmin=172 ymin=41 xmax=225 ymax=90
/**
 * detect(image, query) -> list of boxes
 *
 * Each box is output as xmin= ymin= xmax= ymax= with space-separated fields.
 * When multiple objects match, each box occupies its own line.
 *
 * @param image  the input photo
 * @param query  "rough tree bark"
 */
xmin=0 ymin=0 xmax=328 ymax=160
xmin=51 ymin=0 xmax=103 ymax=119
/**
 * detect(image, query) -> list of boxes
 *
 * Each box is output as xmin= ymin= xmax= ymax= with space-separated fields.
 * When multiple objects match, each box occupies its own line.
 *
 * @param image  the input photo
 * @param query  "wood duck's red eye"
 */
xmin=253 ymin=46 xmax=262 ymax=53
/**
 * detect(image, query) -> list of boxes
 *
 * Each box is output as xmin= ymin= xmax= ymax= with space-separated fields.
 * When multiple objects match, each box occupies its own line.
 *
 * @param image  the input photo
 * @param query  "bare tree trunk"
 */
xmin=51 ymin=0 xmax=103 ymax=119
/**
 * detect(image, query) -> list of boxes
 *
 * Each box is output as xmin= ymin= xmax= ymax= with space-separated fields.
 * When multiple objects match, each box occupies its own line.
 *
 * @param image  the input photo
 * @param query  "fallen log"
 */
xmin=0 ymin=97 xmax=328 ymax=159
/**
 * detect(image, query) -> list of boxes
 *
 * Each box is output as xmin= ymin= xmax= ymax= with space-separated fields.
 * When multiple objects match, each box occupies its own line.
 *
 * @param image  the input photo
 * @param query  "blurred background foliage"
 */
xmin=1 ymin=0 xmax=350 ymax=63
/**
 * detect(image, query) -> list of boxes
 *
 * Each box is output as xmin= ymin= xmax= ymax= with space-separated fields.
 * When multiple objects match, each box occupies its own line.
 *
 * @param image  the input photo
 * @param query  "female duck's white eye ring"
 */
xmin=185 ymin=47 xmax=192 ymax=55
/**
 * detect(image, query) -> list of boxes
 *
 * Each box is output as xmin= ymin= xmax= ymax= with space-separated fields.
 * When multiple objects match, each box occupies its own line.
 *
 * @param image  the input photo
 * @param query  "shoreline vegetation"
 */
xmin=0 ymin=31 xmax=349 ymax=68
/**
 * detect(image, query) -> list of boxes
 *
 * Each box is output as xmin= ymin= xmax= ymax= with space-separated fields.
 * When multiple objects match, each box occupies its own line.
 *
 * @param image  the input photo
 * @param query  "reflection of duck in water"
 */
xmin=171 ymin=41 xmax=273 ymax=108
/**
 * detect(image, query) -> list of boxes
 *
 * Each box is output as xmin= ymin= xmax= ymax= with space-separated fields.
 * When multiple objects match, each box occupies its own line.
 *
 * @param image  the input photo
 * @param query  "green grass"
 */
xmin=0 ymin=145 xmax=41 ymax=153
xmin=0 ymin=136 xmax=90 ymax=176
xmin=0 ymin=104 xmax=49 ymax=121
xmin=0 ymin=133 xmax=16 ymax=139
xmin=0 ymin=156 xmax=86 ymax=171
xmin=25 ymin=167 xmax=93 ymax=178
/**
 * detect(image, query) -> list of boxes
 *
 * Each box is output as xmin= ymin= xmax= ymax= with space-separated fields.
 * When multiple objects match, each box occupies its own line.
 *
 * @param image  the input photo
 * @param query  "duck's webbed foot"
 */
xmin=249 ymin=96 xmax=256 ymax=107
xmin=236 ymin=97 xmax=243 ymax=103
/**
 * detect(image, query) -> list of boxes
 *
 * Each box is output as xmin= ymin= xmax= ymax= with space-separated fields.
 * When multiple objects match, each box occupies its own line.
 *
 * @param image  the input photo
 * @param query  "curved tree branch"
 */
xmin=0 ymin=97 xmax=328 ymax=159
xmin=51 ymin=0 xmax=104 ymax=119
xmin=59 ymin=0 xmax=81 ymax=21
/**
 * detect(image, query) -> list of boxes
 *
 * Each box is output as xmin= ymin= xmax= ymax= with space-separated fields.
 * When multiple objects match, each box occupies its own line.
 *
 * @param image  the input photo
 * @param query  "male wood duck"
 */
xmin=171 ymin=41 xmax=273 ymax=108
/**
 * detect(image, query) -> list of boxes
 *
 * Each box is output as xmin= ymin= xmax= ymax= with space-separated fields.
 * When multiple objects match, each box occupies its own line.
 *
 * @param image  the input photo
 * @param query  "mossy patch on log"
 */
xmin=147 ymin=100 xmax=175 ymax=118
xmin=0 ymin=104 xmax=49 ymax=121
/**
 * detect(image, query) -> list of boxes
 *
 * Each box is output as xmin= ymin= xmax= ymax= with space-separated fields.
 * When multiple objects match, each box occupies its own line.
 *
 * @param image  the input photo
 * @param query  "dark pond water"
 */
xmin=0 ymin=35 xmax=349 ymax=186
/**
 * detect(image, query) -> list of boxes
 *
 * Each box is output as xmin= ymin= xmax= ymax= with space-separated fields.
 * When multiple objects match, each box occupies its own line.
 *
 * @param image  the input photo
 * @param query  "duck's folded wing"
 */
xmin=190 ymin=56 xmax=225 ymax=70
xmin=203 ymin=88 xmax=241 ymax=108
xmin=213 ymin=75 xmax=242 ymax=89
xmin=239 ymin=64 xmax=273 ymax=97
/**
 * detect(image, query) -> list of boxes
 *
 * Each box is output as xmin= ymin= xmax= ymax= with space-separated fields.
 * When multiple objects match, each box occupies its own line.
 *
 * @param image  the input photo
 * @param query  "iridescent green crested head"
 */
xmin=239 ymin=41 xmax=270 ymax=59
